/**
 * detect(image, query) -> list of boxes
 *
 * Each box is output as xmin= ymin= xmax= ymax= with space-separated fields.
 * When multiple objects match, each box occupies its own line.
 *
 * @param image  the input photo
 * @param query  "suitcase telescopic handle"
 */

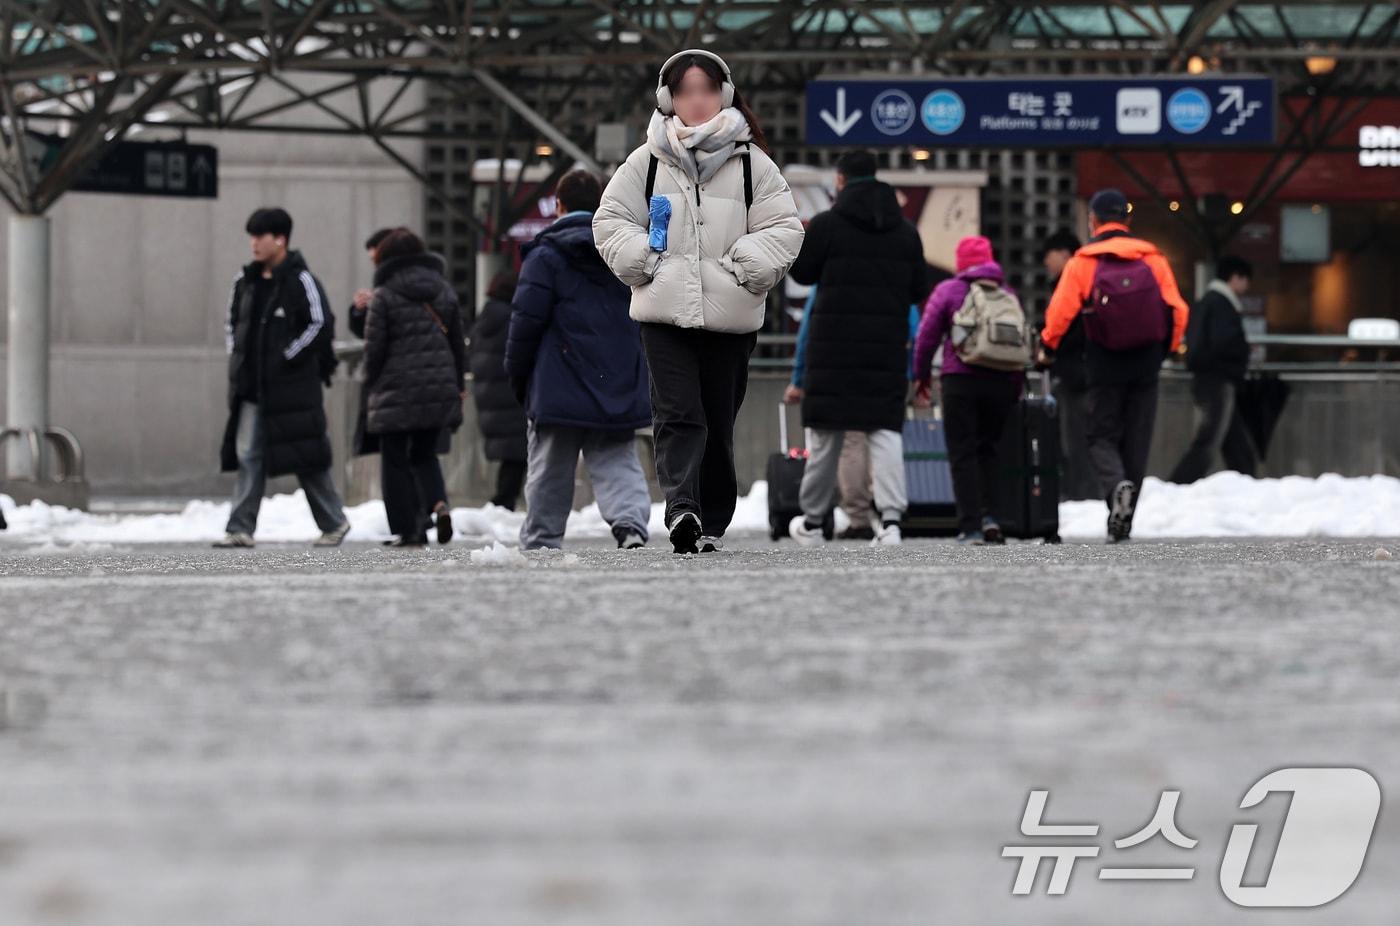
xmin=778 ymin=402 xmax=789 ymax=453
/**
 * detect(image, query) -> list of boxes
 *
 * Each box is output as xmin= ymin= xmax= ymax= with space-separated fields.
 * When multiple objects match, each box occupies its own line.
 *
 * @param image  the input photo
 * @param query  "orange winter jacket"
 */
xmin=1040 ymin=224 xmax=1189 ymax=353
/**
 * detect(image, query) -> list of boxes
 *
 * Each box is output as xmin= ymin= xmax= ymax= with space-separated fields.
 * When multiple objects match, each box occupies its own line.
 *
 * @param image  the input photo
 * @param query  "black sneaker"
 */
xmin=1107 ymin=480 xmax=1136 ymax=543
xmin=668 ymin=512 xmax=702 ymax=555
xmin=434 ymin=505 xmax=453 ymax=545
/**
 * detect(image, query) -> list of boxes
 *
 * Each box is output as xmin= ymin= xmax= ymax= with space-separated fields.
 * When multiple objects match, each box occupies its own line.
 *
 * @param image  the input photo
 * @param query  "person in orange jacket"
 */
xmin=1037 ymin=189 xmax=1189 ymax=543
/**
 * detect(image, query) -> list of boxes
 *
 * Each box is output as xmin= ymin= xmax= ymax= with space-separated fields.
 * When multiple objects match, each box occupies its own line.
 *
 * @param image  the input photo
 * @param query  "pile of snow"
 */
xmin=1 ymin=472 xmax=1398 ymax=547
xmin=1059 ymin=472 xmax=1400 ymax=539
xmin=469 ymin=541 xmax=529 ymax=567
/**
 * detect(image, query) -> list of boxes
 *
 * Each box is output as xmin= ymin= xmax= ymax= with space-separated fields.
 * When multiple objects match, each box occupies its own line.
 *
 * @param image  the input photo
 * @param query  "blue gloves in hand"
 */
xmin=648 ymin=195 xmax=671 ymax=252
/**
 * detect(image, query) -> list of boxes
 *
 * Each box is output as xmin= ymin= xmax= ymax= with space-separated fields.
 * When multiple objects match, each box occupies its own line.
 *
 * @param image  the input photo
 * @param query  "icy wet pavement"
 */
xmin=0 ymin=537 xmax=1397 ymax=924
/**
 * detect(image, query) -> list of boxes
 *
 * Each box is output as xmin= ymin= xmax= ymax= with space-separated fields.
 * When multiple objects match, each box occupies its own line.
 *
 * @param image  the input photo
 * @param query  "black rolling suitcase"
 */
xmin=994 ymin=371 xmax=1062 ymax=543
xmin=902 ymin=408 xmax=959 ymax=537
xmin=766 ymin=403 xmax=807 ymax=540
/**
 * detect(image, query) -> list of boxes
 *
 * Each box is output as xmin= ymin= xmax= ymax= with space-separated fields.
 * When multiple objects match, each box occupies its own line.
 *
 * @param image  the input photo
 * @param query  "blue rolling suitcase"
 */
xmin=902 ymin=410 xmax=959 ymax=537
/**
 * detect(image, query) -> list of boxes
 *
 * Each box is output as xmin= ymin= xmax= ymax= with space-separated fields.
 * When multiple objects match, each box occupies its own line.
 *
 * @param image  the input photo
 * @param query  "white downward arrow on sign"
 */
xmin=820 ymin=87 xmax=862 ymax=137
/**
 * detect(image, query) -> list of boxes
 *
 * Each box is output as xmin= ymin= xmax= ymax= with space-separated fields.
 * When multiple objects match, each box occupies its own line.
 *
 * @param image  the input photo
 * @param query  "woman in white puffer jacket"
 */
xmin=594 ymin=49 xmax=804 ymax=554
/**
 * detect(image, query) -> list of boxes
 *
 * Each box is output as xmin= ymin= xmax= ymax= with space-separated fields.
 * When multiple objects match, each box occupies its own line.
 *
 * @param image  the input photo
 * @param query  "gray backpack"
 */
xmin=951 ymin=279 xmax=1030 ymax=371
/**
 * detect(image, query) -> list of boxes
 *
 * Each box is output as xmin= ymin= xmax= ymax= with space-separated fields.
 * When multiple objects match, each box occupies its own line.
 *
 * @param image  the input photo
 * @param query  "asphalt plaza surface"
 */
xmin=0 ymin=535 xmax=1397 ymax=924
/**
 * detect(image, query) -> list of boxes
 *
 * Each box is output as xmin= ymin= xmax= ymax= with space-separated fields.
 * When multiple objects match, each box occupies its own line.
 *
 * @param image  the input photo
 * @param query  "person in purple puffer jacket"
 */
xmin=911 ymin=235 xmax=1025 ymax=544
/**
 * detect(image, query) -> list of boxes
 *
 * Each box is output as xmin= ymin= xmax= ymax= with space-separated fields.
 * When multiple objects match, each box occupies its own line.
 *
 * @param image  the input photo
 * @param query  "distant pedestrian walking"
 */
xmin=469 ymin=271 xmax=529 ymax=510
xmin=1169 ymin=255 xmax=1259 ymax=483
xmin=785 ymin=150 xmax=926 ymax=547
xmin=1040 ymin=229 xmax=1098 ymax=501
xmin=913 ymin=235 xmax=1027 ymax=544
xmin=1039 ymin=189 xmax=1189 ymax=543
xmin=362 ymin=228 xmax=467 ymax=547
xmin=508 ymin=169 xmax=654 ymax=551
xmin=216 ymin=207 xmax=349 ymax=549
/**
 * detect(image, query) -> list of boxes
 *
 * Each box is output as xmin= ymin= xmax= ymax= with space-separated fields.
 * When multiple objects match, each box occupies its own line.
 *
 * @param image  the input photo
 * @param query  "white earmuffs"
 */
xmin=655 ymin=48 xmax=735 ymax=115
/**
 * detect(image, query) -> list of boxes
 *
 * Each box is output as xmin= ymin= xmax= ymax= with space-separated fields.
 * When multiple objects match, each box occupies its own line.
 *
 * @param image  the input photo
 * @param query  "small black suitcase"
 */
xmin=766 ymin=403 xmax=807 ymax=540
xmin=994 ymin=372 xmax=1062 ymax=543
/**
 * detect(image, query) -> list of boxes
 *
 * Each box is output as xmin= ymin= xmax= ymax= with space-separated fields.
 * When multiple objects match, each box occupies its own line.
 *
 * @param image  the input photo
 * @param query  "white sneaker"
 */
xmin=313 ymin=521 xmax=351 ymax=547
xmin=788 ymin=516 xmax=826 ymax=547
xmin=871 ymin=523 xmax=903 ymax=546
xmin=212 ymin=532 xmax=254 ymax=549
xmin=699 ymin=536 xmax=725 ymax=553
xmin=616 ymin=530 xmax=646 ymax=550
xmin=831 ymin=507 xmax=851 ymax=537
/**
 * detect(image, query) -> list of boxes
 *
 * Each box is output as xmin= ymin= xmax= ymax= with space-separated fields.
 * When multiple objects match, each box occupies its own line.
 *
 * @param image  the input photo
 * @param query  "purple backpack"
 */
xmin=1083 ymin=255 xmax=1170 ymax=351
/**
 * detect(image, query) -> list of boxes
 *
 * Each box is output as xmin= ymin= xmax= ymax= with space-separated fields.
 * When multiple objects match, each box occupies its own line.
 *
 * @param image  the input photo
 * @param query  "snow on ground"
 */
xmin=0 ymin=481 xmax=772 ymax=547
xmin=0 ymin=472 xmax=1398 ymax=547
xmin=1060 ymin=472 xmax=1400 ymax=538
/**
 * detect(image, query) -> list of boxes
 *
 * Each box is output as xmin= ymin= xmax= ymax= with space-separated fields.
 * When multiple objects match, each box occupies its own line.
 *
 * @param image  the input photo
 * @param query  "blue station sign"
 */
xmin=806 ymin=77 xmax=1275 ymax=147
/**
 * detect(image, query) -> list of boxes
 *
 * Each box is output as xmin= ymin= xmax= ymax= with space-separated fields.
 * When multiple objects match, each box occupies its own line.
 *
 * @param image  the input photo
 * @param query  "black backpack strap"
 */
xmin=644 ymin=154 xmax=659 ymax=205
xmin=739 ymin=142 xmax=753 ymax=211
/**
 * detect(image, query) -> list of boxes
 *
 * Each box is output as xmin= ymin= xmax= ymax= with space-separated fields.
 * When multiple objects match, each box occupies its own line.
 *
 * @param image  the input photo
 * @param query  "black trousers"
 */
xmin=941 ymin=374 xmax=1019 ymax=534
xmin=1168 ymin=376 xmax=1258 ymax=484
xmin=640 ymin=322 xmax=757 ymax=536
xmin=492 ymin=459 xmax=527 ymax=510
xmin=380 ymin=428 xmax=448 ymax=540
xmin=1085 ymin=376 xmax=1159 ymax=505
xmin=1054 ymin=380 xmax=1100 ymax=501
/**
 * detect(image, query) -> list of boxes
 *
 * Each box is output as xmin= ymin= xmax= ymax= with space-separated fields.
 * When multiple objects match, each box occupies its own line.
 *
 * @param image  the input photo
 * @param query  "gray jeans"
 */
xmin=226 ymin=401 xmax=347 ymax=536
xmin=519 ymin=423 xmax=652 ymax=550
xmin=800 ymin=428 xmax=907 ymax=526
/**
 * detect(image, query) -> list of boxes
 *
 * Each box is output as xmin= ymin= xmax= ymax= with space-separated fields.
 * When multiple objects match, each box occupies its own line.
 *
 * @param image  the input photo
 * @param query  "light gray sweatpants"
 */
xmin=520 ymin=423 xmax=652 ymax=550
xmin=799 ymin=428 xmax=907 ymax=526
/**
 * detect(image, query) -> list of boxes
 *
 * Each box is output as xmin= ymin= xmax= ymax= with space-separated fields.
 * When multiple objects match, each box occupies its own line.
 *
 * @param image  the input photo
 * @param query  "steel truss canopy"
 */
xmin=0 ymin=1 xmax=1398 ymax=213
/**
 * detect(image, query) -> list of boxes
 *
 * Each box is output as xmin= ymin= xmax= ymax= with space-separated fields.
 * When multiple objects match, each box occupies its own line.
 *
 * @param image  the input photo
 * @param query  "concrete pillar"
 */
xmin=6 ymin=214 xmax=50 ymax=479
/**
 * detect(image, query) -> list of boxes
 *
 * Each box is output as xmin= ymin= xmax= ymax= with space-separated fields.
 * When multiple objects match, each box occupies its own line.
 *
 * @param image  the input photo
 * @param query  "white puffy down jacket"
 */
xmin=593 ymin=143 xmax=804 ymax=334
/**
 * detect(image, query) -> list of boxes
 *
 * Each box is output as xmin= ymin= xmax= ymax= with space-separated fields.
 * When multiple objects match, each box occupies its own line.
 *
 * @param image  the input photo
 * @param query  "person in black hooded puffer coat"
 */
xmin=363 ymin=228 xmax=468 ymax=546
xmin=785 ymin=149 xmax=929 ymax=547
xmin=468 ymin=270 xmax=529 ymax=509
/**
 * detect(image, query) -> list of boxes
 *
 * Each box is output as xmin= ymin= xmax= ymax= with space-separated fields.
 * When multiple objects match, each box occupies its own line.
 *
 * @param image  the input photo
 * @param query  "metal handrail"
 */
xmin=1248 ymin=334 xmax=1400 ymax=349
xmin=0 ymin=426 xmax=85 ymax=483
xmin=44 ymin=427 xmax=85 ymax=484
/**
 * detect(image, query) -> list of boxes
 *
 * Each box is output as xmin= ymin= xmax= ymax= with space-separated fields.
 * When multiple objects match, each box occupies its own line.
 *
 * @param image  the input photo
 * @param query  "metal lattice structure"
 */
xmin=2 ymin=2 xmax=1399 ymax=218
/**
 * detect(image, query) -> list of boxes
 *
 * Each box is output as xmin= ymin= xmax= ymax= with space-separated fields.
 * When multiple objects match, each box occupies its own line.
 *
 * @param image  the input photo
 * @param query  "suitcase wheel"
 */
xmin=1043 ymin=533 xmax=1062 ymax=545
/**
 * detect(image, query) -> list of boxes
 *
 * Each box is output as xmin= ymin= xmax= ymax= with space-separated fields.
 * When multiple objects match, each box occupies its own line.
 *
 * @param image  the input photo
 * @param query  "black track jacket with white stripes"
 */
xmin=220 ymin=250 xmax=335 ymax=477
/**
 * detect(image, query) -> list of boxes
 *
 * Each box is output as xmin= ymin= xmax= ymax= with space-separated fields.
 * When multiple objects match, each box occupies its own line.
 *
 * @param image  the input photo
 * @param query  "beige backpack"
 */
xmin=951 ymin=279 xmax=1031 ymax=371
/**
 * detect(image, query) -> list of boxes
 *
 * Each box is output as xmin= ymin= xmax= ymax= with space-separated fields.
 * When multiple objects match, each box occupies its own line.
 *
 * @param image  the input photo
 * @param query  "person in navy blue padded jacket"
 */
xmin=505 ymin=169 xmax=653 ymax=551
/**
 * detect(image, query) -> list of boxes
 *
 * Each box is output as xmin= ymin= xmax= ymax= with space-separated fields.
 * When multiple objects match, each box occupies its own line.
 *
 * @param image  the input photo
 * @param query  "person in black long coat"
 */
xmin=363 ymin=228 xmax=468 ymax=547
xmin=468 ymin=270 xmax=529 ymax=509
xmin=216 ymin=207 xmax=349 ymax=549
xmin=785 ymin=150 xmax=929 ymax=547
